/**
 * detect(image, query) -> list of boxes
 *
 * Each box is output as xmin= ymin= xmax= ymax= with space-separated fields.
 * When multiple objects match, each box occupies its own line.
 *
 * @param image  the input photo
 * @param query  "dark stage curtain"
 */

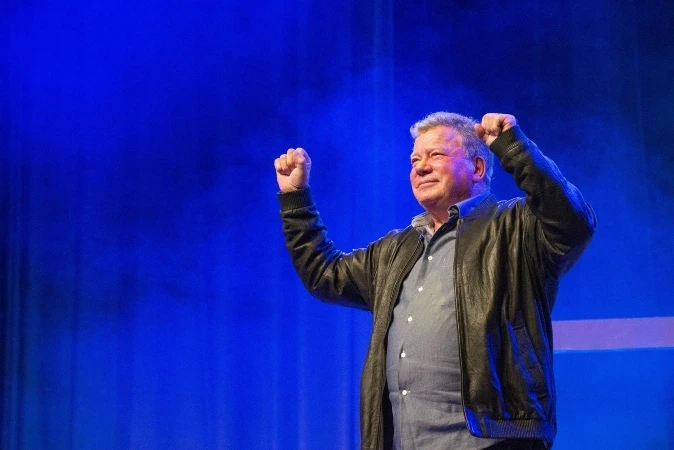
xmin=3 ymin=0 xmax=673 ymax=448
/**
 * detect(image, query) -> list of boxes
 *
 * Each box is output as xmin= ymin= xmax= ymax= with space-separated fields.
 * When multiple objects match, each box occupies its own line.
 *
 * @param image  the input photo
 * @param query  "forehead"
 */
xmin=412 ymin=126 xmax=463 ymax=153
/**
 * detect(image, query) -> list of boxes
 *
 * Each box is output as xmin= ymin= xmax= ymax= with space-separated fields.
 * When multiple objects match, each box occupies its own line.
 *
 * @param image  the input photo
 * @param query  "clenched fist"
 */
xmin=474 ymin=113 xmax=517 ymax=147
xmin=274 ymin=148 xmax=312 ymax=193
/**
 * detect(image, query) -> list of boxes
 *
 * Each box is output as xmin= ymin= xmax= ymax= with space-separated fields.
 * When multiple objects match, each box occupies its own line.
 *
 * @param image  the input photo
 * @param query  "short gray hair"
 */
xmin=410 ymin=112 xmax=494 ymax=186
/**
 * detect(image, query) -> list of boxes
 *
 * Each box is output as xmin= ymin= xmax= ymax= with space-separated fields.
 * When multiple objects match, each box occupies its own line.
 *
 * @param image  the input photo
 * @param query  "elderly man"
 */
xmin=274 ymin=113 xmax=595 ymax=449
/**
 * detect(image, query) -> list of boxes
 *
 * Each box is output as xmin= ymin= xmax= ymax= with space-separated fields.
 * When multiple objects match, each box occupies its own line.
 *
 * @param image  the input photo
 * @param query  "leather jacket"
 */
xmin=278 ymin=126 xmax=596 ymax=449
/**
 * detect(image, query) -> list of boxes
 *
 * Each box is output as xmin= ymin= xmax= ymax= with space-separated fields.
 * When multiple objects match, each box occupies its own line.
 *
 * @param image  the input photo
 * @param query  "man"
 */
xmin=274 ymin=113 xmax=595 ymax=449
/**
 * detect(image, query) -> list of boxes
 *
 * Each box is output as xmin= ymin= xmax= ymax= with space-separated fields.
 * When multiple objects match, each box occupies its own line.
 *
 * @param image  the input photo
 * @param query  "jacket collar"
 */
xmin=463 ymin=193 xmax=497 ymax=220
xmin=411 ymin=191 xmax=495 ymax=229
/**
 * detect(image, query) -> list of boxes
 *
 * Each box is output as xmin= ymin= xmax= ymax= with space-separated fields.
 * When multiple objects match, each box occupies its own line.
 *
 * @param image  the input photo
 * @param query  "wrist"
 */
xmin=278 ymin=187 xmax=314 ymax=211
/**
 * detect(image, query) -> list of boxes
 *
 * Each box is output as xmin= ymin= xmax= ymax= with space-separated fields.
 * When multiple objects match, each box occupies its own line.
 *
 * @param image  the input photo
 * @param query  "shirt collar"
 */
xmin=411 ymin=191 xmax=491 ymax=232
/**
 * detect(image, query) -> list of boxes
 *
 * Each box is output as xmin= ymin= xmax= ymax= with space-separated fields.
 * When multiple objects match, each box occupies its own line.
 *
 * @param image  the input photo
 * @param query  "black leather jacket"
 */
xmin=278 ymin=127 xmax=596 ymax=449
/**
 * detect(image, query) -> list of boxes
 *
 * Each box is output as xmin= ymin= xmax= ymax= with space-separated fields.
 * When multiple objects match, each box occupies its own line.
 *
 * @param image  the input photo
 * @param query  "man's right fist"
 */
xmin=274 ymin=148 xmax=312 ymax=193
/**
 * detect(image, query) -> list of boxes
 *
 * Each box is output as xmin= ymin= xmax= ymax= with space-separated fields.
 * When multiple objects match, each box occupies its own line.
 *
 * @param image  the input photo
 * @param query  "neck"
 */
xmin=431 ymin=212 xmax=449 ymax=232
xmin=428 ymin=185 xmax=488 ymax=231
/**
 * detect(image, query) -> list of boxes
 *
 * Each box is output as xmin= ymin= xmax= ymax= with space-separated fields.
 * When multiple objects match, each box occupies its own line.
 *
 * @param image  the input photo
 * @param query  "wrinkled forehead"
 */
xmin=411 ymin=126 xmax=464 ymax=154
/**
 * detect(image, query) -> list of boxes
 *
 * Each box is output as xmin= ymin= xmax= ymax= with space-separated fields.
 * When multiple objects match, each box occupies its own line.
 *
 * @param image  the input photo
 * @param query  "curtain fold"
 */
xmin=3 ymin=0 xmax=674 ymax=448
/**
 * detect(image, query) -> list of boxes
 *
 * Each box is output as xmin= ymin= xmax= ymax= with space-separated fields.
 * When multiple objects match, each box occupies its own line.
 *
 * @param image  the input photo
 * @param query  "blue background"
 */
xmin=2 ymin=0 xmax=673 ymax=448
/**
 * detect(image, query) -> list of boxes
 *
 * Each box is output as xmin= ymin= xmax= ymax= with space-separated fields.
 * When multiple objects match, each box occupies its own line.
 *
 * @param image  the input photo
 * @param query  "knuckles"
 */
xmin=480 ymin=113 xmax=517 ymax=134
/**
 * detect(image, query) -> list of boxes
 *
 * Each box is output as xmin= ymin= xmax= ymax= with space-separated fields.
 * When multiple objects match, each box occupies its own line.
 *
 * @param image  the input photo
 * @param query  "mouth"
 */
xmin=417 ymin=180 xmax=437 ymax=188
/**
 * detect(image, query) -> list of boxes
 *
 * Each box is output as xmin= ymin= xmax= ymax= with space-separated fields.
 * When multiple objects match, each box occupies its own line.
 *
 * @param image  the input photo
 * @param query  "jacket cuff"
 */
xmin=489 ymin=125 xmax=529 ymax=158
xmin=277 ymin=187 xmax=315 ymax=211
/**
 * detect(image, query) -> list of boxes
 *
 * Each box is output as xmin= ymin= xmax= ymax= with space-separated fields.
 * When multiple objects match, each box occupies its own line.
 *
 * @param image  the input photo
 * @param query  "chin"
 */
xmin=417 ymin=198 xmax=442 ymax=210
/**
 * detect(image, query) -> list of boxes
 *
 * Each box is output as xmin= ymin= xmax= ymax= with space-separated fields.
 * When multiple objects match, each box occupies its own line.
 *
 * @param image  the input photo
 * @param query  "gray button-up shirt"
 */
xmin=386 ymin=191 xmax=501 ymax=450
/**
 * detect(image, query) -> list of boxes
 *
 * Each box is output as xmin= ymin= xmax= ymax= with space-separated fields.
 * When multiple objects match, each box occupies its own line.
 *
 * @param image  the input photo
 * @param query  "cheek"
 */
xmin=444 ymin=162 xmax=467 ymax=180
xmin=433 ymin=163 xmax=452 ymax=180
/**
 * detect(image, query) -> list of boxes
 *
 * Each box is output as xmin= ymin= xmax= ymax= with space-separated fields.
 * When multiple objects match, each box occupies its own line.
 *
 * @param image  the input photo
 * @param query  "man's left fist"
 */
xmin=474 ymin=113 xmax=517 ymax=147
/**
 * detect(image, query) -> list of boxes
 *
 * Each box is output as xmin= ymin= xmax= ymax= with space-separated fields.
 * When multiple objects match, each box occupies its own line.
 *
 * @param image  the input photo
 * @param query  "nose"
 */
xmin=413 ymin=158 xmax=431 ymax=175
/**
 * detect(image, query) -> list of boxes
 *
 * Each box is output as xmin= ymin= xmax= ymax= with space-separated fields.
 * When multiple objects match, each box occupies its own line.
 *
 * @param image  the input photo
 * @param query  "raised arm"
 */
xmin=476 ymin=113 xmax=596 ymax=275
xmin=274 ymin=148 xmax=376 ymax=311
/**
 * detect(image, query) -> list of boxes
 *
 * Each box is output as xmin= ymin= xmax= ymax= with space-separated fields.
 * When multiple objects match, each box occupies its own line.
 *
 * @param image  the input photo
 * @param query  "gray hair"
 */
xmin=410 ymin=112 xmax=494 ymax=186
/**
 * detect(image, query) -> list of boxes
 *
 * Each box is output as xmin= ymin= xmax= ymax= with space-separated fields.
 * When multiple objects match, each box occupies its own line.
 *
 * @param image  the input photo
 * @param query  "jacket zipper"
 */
xmin=454 ymin=218 xmax=472 ymax=433
xmin=375 ymin=233 xmax=423 ymax=449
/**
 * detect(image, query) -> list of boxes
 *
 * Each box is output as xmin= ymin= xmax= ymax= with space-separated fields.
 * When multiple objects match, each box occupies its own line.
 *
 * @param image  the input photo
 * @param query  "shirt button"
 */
xmin=417 ymin=286 xmax=423 ymax=292
xmin=402 ymin=390 xmax=408 ymax=396
xmin=407 ymin=316 xmax=413 ymax=323
xmin=428 ymin=255 xmax=433 ymax=261
xmin=401 ymin=351 xmax=406 ymax=358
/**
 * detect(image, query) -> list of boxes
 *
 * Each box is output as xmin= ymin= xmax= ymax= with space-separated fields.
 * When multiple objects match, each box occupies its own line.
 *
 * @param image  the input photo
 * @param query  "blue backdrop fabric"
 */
xmin=2 ymin=0 xmax=673 ymax=448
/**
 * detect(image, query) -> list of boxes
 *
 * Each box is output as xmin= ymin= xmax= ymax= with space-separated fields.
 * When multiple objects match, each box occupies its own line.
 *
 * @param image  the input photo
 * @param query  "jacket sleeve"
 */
xmin=490 ymin=126 xmax=597 ymax=277
xmin=277 ymin=187 xmax=378 ymax=311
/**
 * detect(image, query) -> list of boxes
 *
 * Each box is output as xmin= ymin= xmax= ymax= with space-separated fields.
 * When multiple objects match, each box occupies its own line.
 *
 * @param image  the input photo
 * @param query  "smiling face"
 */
xmin=410 ymin=126 xmax=485 ymax=216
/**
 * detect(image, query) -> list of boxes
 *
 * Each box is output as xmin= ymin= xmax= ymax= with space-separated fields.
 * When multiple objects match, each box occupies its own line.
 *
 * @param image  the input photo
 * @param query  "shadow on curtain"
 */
xmin=2 ymin=0 xmax=673 ymax=448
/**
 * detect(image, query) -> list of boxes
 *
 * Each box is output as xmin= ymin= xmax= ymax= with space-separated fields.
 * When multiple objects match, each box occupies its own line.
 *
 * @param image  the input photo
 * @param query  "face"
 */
xmin=410 ymin=126 xmax=481 ymax=214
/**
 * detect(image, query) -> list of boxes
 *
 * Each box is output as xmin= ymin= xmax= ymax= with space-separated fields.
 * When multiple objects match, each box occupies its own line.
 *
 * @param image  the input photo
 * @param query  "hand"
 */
xmin=274 ymin=148 xmax=312 ymax=193
xmin=474 ymin=113 xmax=517 ymax=147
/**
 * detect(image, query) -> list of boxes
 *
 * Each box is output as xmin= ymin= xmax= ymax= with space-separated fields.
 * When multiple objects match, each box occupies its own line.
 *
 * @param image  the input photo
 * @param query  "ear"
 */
xmin=472 ymin=156 xmax=486 ymax=183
